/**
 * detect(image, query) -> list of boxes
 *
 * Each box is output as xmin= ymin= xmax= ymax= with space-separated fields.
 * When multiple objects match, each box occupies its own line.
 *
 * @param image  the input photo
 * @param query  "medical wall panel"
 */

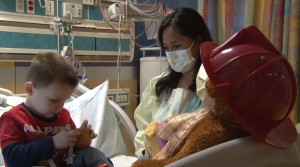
xmin=0 ymin=0 xmax=135 ymax=62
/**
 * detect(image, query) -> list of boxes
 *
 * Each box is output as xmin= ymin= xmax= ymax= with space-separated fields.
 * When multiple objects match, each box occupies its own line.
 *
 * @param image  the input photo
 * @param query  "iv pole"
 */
xmin=56 ymin=0 xmax=61 ymax=54
xmin=54 ymin=0 xmax=80 ymax=54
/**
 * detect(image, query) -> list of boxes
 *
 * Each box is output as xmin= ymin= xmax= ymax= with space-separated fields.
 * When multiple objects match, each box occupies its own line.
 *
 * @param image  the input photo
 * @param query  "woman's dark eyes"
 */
xmin=174 ymin=45 xmax=182 ymax=49
xmin=164 ymin=45 xmax=182 ymax=51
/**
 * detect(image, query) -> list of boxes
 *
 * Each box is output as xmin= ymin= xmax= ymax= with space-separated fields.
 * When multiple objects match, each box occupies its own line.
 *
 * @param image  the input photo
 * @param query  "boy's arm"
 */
xmin=2 ymin=137 xmax=55 ymax=167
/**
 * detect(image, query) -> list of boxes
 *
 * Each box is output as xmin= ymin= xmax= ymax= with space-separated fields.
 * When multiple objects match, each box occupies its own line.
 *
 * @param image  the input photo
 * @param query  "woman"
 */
xmin=134 ymin=7 xmax=213 ymax=158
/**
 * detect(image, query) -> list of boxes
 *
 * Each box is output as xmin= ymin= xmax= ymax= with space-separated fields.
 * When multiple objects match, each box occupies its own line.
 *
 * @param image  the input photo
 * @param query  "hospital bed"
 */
xmin=1 ymin=82 xmax=300 ymax=167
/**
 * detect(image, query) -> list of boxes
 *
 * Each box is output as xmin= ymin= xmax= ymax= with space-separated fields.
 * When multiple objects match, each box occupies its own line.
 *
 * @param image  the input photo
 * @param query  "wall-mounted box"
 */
xmin=108 ymin=88 xmax=130 ymax=106
xmin=45 ymin=0 xmax=55 ymax=16
xmin=16 ymin=0 xmax=25 ymax=13
xmin=63 ymin=2 xmax=83 ymax=18
xmin=26 ymin=0 xmax=35 ymax=14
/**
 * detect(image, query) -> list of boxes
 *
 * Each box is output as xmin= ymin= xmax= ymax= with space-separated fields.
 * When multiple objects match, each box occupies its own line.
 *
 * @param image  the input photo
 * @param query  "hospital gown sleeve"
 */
xmin=134 ymin=73 xmax=164 ymax=157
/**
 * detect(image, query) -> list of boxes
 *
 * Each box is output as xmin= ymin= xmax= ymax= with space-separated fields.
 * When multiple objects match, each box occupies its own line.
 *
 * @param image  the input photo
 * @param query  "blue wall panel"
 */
xmin=0 ymin=32 xmax=57 ymax=49
xmin=0 ymin=31 xmax=130 ymax=52
xmin=61 ymin=36 xmax=96 ymax=51
xmin=86 ymin=5 xmax=103 ymax=21
xmin=0 ymin=1 xmax=16 ymax=12
xmin=96 ymin=38 xmax=130 ymax=52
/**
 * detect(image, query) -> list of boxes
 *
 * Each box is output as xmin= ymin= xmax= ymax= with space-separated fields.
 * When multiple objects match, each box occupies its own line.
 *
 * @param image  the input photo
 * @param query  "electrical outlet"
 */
xmin=45 ymin=0 xmax=54 ymax=16
xmin=83 ymin=0 xmax=94 ymax=5
xmin=26 ymin=0 xmax=35 ymax=14
xmin=16 ymin=0 xmax=25 ymax=13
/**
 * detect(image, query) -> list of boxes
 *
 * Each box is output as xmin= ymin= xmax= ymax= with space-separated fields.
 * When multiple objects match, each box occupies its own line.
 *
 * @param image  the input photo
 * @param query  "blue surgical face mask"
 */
xmin=165 ymin=41 xmax=196 ymax=73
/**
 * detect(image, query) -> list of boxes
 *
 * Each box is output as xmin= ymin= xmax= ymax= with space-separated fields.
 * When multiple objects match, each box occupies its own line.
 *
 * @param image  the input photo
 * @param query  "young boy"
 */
xmin=0 ymin=52 xmax=113 ymax=167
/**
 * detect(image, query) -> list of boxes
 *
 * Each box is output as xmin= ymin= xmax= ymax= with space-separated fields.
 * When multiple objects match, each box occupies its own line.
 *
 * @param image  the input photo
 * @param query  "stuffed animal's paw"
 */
xmin=145 ymin=122 xmax=159 ymax=137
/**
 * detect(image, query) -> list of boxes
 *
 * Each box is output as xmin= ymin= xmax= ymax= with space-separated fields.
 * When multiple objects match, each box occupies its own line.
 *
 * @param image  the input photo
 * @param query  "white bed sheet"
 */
xmin=110 ymin=155 xmax=137 ymax=167
xmin=64 ymin=80 xmax=128 ymax=158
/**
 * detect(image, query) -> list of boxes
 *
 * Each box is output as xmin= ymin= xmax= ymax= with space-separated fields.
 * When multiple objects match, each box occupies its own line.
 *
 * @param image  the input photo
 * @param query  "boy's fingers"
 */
xmin=69 ymin=129 xmax=81 ymax=136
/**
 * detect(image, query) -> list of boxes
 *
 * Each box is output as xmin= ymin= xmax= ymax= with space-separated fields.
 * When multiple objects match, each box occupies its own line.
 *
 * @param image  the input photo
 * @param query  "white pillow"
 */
xmin=64 ymin=80 xmax=127 ymax=157
xmin=0 ymin=96 xmax=25 ymax=117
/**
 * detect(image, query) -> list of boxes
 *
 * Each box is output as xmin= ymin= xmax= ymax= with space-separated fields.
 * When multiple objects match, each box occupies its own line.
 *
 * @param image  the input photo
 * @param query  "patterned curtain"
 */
xmin=198 ymin=0 xmax=300 ymax=123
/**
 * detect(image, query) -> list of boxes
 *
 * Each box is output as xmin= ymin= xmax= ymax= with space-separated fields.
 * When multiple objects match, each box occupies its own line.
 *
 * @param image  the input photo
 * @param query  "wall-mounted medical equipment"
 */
xmin=107 ymin=0 xmax=171 ymax=41
xmin=108 ymin=88 xmax=130 ymax=107
xmin=107 ymin=0 xmax=166 ymax=22
xmin=0 ymin=0 xmax=135 ymax=62
xmin=62 ymin=2 xmax=83 ymax=19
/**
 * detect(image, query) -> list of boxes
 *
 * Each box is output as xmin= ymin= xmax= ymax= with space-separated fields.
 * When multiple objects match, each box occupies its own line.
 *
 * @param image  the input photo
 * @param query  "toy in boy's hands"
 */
xmin=75 ymin=120 xmax=97 ymax=148
xmin=67 ymin=120 xmax=97 ymax=165
xmin=75 ymin=128 xmax=93 ymax=148
xmin=132 ymin=26 xmax=298 ymax=167
xmin=67 ymin=128 xmax=94 ymax=164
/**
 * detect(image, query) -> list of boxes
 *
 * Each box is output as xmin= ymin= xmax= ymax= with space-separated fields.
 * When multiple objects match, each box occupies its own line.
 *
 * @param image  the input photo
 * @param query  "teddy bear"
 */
xmin=132 ymin=78 xmax=250 ymax=167
xmin=131 ymin=26 xmax=297 ymax=167
xmin=75 ymin=128 xmax=93 ymax=148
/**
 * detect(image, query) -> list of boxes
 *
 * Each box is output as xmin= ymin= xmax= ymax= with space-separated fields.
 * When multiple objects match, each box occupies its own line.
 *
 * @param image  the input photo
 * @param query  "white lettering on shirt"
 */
xmin=23 ymin=124 xmax=73 ymax=135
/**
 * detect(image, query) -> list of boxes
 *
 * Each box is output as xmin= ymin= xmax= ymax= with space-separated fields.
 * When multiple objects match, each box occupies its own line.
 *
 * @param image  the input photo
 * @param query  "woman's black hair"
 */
xmin=156 ymin=7 xmax=213 ymax=103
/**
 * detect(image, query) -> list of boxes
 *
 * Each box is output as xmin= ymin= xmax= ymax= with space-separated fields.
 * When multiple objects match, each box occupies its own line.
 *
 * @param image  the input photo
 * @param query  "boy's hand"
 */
xmin=52 ymin=129 xmax=81 ymax=150
xmin=80 ymin=119 xmax=97 ymax=139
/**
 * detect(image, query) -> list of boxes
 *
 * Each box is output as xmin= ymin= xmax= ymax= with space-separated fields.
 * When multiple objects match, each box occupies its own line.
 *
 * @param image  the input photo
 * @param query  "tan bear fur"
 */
xmin=75 ymin=128 xmax=92 ymax=148
xmin=132 ymin=80 xmax=250 ymax=167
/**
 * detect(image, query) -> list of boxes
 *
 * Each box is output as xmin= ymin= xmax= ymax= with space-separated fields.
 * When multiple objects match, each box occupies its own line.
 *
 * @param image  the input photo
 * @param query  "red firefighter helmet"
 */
xmin=201 ymin=26 xmax=297 ymax=149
